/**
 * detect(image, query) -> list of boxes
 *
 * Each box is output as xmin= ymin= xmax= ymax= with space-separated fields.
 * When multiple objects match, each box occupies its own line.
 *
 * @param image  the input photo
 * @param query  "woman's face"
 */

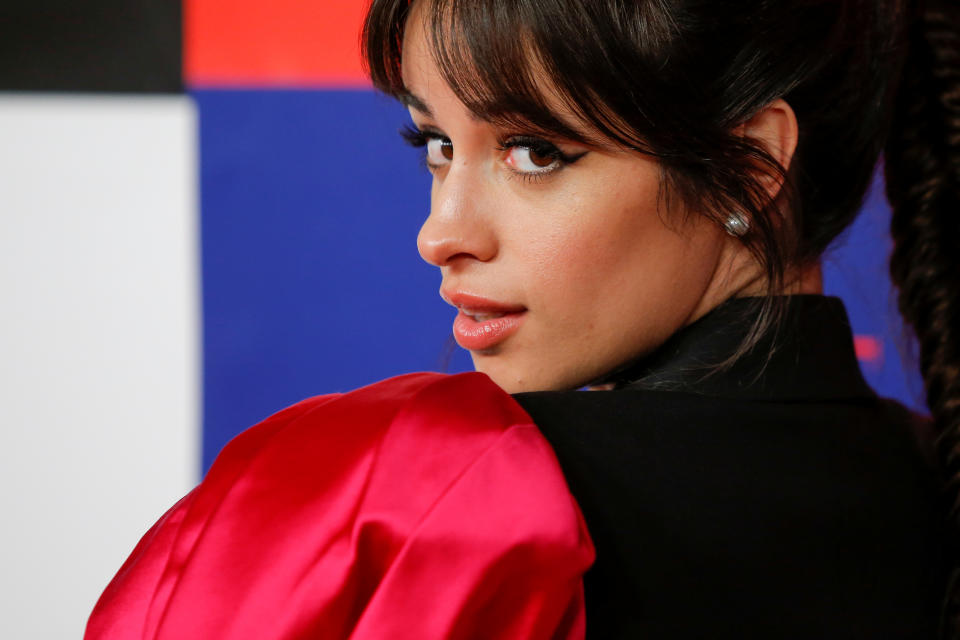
xmin=401 ymin=5 xmax=742 ymax=393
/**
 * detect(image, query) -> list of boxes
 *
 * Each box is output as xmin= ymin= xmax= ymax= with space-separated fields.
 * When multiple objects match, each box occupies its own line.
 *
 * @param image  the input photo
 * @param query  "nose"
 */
xmin=417 ymin=168 xmax=498 ymax=267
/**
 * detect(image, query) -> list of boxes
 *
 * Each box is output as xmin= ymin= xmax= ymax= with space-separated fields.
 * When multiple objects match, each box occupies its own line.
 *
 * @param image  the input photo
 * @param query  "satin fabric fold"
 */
xmin=86 ymin=372 xmax=596 ymax=639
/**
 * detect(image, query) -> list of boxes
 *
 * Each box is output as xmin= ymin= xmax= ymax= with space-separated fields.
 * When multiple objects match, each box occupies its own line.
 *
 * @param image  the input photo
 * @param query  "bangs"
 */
xmin=363 ymin=0 xmax=668 ymax=152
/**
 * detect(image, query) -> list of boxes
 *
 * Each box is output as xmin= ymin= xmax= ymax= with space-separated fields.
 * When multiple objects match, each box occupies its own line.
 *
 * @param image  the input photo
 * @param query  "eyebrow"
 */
xmin=400 ymin=90 xmax=433 ymax=118
xmin=400 ymin=88 xmax=489 ymax=125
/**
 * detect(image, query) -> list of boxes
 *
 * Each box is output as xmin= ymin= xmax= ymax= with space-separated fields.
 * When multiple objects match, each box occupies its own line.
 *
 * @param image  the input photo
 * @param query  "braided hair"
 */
xmin=886 ymin=0 xmax=960 ymax=636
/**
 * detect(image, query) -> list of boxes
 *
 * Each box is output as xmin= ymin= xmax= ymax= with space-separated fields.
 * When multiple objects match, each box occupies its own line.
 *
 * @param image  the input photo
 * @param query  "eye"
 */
xmin=506 ymin=146 xmax=561 ymax=173
xmin=500 ymin=136 xmax=587 ymax=178
xmin=400 ymin=125 xmax=453 ymax=170
xmin=426 ymin=137 xmax=454 ymax=166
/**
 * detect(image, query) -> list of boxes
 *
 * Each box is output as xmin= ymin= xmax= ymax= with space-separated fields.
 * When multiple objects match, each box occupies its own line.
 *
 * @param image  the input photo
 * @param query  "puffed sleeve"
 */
xmin=85 ymin=372 xmax=596 ymax=640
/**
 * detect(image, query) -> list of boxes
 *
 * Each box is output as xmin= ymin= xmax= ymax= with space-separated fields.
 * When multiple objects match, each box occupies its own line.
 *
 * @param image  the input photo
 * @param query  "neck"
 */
xmin=791 ymin=262 xmax=824 ymax=294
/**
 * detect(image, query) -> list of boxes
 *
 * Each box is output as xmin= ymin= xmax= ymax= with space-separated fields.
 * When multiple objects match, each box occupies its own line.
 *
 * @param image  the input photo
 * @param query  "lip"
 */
xmin=441 ymin=290 xmax=527 ymax=351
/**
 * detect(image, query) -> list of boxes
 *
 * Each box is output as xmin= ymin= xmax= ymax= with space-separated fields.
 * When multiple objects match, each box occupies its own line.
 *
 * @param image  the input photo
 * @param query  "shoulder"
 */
xmin=196 ymin=370 xmax=590 ymax=557
xmin=194 ymin=370 xmax=595 ymax=581
xmin=515 ymin=385 xmax=923 ymax=440
xmin=209 ymin=371 xmax=538 ymax=485
xmin=515 ymin=386 xmax=940 ymax=502
xmin=87 ymin=371 xmax=594 ymax=638
xmin=208 ymin=370 xmax=567 ymax=509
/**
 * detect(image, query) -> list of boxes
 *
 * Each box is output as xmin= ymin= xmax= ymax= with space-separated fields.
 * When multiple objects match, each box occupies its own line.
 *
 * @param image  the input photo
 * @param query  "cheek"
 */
xmin=515 ymin=172 xmax=665 ymax=309
xmin=515 ymin=170 xmax=720 ymax=337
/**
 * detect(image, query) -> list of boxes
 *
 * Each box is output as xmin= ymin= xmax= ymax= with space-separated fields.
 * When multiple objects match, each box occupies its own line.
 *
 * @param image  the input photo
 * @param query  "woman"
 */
xmin=87 ymin=0 xmax=957 ymax=637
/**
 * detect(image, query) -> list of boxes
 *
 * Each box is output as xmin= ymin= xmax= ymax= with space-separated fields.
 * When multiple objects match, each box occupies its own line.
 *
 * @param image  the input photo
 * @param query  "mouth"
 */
xmin=458 ymin=307 xmax=514 ymax=322
xmin=441 ymin=291 xmax=528 ymax=352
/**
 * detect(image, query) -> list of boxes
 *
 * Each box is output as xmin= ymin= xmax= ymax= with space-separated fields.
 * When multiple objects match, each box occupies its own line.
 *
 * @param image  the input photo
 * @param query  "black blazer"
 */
xmin=514 ymin=295 xmax=949 ymax=638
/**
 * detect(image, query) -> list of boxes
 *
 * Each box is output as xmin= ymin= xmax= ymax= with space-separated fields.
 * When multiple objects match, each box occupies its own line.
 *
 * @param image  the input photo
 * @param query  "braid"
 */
xmin=885 ymin=0 xmax=960 ymax=635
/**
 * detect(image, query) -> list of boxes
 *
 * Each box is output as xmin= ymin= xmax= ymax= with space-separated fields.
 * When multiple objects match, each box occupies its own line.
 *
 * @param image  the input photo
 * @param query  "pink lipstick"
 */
xmin=442 ymin=291 xmax=527 ymax=351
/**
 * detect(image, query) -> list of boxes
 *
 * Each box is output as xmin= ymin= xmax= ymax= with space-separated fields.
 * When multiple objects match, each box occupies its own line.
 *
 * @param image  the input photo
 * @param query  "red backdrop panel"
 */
xmin=186 ymin=0 xmax=370 ymax=86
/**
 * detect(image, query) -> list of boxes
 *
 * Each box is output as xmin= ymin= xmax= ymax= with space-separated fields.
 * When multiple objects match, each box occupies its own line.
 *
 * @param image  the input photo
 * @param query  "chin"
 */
xmin=485 ymin=375 xmax=536 ymax=394
xmin=472 ymin=355 xmax=532 ymax=393
xmin=471 ymin=355 xmax=586 ymax=394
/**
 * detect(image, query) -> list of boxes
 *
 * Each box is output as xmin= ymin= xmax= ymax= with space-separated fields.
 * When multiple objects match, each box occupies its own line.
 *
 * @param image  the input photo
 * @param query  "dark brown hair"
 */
xmin=363 ymin=0 xmax=959 ymax=632
xmin=886 ymin=0 xmax=960 ymax=633
xmin=364 ymin=0 xmax=912 ymax=360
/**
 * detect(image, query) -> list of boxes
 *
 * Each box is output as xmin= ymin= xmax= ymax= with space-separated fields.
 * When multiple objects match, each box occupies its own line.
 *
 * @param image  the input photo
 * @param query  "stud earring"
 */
xmin=723 ymin=212 xmax=749 ymax=237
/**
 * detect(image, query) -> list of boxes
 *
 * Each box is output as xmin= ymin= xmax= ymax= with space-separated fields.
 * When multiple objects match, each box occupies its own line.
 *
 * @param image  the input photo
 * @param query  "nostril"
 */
xmin=417 ymin=236 xmax=455 ymax=266
xmin=417 ymin=229 xmax=481 ymax=266
xmin=445 ymin=252 xmax=477 ymax=264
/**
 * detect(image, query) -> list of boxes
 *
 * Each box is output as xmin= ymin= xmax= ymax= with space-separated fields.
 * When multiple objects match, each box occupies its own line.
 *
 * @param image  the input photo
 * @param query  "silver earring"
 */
xmin=723 ymin=212 xmax=749 ymax=237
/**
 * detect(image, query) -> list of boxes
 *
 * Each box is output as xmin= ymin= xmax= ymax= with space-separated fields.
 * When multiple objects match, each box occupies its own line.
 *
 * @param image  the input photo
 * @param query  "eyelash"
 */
xmin=399 ymin=125 xmax=585 ymax=183
xmin=399 ymin=125 xmax=446 ymax=172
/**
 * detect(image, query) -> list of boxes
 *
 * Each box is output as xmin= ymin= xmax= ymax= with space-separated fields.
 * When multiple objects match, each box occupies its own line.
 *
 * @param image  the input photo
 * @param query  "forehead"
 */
xmin=399 ymin=0 xmax=434 ymax=83
xmin=399 ymin=11 xmax=473 ymax=122
xmin=399 ymin=5 xmax=442 ymax=104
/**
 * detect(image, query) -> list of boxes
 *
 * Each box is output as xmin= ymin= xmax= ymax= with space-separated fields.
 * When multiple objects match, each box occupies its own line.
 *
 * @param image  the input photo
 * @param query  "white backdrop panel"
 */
xmin=0 ymin=95 xmax=199 ymax=639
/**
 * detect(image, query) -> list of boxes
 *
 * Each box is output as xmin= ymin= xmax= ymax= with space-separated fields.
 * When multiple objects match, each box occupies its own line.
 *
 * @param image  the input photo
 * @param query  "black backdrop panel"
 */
xmin=0 ymin=1 xmax=181 ymax=92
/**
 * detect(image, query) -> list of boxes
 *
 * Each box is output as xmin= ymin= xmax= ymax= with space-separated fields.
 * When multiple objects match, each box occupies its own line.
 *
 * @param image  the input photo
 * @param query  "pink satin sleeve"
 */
xmin=85 ymin=372 xmax=596 ymax=639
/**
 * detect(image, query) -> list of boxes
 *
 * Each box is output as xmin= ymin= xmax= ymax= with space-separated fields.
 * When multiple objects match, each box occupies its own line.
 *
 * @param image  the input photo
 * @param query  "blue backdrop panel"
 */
xmin=196 ymin=88 xmax=926 ymax=474
xmin=822 ymin=171 xmax=926 ymax=414
xmin=196 ymin=89 xmax=471 ymax=472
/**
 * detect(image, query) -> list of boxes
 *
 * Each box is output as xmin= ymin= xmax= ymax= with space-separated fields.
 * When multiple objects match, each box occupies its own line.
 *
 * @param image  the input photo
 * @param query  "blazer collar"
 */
xmin=610 ymin=295 xmax=876 ymax=402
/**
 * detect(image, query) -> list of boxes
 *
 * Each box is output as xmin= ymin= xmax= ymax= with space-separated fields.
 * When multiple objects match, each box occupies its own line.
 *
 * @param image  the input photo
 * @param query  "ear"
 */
xmin=734 ymin=98 xmax=799 ymax=201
